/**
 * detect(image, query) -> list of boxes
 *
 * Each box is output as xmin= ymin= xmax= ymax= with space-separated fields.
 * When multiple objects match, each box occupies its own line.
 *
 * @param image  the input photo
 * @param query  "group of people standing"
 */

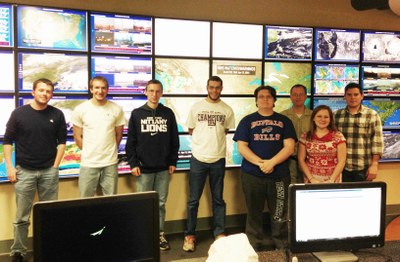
xmin=3 ymin=75 xmax=383 ymax=261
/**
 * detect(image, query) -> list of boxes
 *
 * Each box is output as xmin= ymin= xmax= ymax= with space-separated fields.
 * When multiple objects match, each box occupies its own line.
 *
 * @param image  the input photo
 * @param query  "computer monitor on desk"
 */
xmin=288 ymin=182 xmax=386 ymax=262
xmin=33 ymin=192 xmax=160 ymax=262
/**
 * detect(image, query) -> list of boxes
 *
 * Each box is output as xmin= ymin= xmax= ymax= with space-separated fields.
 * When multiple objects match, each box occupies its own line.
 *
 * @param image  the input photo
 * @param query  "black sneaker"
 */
xmin=11 ymin=252 xmax=24 ymax=262
xmin=159 ymin=232 xmax=171 ymax=251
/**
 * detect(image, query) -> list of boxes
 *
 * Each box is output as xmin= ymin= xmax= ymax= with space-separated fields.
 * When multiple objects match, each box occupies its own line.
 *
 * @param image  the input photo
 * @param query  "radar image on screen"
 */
xmin=19 ymin=53 xmax=88 ymax=93
xmin=314 ymin=64 xmax=359 ymax=96
xmin=382 ymin=131 xmax=400 ymax=162
xmin=315 ymin=29 xmax=360 ymax=62
xmin=265 ymin=26 xmax=313 ymax=60
xmin=155 ymin=58 xmax=209 ymax=95
xmin=213 ymin=60 xmax=262 ymax=95
xmin=17 ymin=6 xmax=86 ymax=51
xmin=363 ymin=32 xmax=400 ymax=62
xmin=59 ymin=138 xmax=81 ymax=177
xmin=362 ymin=99 xmax=400 ymax=129
xmin=264 ymin=62 xmax=312 ymax=94
xmin=0 ymin=144 xmax=15 ymax=183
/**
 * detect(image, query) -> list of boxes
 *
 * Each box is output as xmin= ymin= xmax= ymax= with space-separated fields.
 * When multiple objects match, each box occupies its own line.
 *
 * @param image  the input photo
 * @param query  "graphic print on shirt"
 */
xmin=141 ymin=116 xmax=168 ymax=135
xmin=251 ymin=119 xmax=283 ymax=141
xmin=197 ymin=111 xmax=226 ymax=126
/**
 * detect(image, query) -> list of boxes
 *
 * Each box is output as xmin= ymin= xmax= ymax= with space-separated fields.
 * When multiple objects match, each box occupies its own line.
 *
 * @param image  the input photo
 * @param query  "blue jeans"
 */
xmin=79 ymin=164 xmax=118 ymax=197
xmin=11 ymin=165 xmax=59 ymax=256
xmin=185 ymin=157 xmax=226 ymax=237
xmin=136 ymin=170 xmax=170 ymax=232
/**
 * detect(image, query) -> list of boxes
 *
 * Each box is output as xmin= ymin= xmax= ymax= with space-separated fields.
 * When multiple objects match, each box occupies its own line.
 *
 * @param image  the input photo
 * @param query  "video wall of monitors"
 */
xmin=1 ymin=3 xmax=400 ymax=182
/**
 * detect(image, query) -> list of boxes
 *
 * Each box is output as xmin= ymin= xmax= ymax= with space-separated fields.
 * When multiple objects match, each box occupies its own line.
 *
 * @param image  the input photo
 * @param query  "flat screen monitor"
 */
xmin=17 ymin=5 xmax=87 ymax=51
xmin=312 ymin=97 xmax=347 ymax=112
xmin=314 ymin=28 xmax=361 ymax=62
xmin=33 ymin=192 xmax=160 ymax=262
xmin=362 ymin=65 xmax=400 ymax=96
xmin=90 ymin=12 xmax=152 ymax=54
xmin=288 ymin=182 xmax=386 ymax=259
xmin=264 ymin=25 xmax=313 ymax=61
xmin=91 ymin=55 xmax=152 ymax=94
xmin=313 ymin=63 xmax=359 ymax=96
xmin=212 ymin=60 xmax=262 ymax=95
xmin=212 ymin=22 xmax=263 ymax=59
xmin=111 ymin=96 xmax=147 ymax=133
xmin=362 ymin=31 xmax=400 ymax=63
xmin=362 ymin=98 xmax=400 ymax=130
xmin=59 ymin=137 xmax=80 ymax=178
xmin=381 ymin=130 xmax=400 ymax=162
xmin=18 ymin=52 xmax=88 ymax=93
xmin=0 ymin=3 xmax=13 ymax=47
xmin=264 ymin=61 xmax=312 ymax=95
xmin=154 ymin=18 xmax=210 ymax=57
xmin=0 ymin=50 xmax=14 ymax=92
xmin=155 ymin=58 xmax=209 ymax=95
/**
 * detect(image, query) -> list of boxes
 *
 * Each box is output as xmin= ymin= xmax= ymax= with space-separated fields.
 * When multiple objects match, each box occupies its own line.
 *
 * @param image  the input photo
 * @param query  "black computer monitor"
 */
xmin=288 ymin=182 xmax=386 ymax=261
xmin=33 ymin=192 xmax=160 ymax=262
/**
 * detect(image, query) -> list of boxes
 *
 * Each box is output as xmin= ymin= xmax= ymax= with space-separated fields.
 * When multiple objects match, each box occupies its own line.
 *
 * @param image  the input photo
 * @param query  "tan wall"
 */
xmin=1 ymin=0 xmax=400 ymax=242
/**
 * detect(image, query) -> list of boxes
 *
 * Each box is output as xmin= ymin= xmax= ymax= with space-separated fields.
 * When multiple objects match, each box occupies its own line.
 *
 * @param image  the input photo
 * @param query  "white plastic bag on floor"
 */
xmin=206 ymin=233 xmax=258 ymax=262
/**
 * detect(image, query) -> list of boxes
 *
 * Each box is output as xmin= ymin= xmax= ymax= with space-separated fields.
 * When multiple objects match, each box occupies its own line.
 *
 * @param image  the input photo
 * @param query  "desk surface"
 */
xmin=257 ymin=240 xmax=400 ymax=262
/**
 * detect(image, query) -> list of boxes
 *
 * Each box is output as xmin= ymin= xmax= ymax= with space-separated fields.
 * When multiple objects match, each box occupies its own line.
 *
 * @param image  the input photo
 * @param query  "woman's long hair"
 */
xmin=306 ymin=105 xmax=338 ymax=140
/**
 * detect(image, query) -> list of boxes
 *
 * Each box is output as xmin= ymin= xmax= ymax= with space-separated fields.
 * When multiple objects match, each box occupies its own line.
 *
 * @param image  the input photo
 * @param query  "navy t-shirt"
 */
xmin=233 ymin=111 xmax=297 ymax=179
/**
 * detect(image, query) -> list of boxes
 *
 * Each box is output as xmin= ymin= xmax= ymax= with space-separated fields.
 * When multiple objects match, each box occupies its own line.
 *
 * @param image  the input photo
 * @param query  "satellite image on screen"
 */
xmin=362 ymin=99 xmax=400 ymax=129
xmin=363 ymin=32 xmax=400 ymax=62
xmin=382 ymin=131 xmax=400 ymax=161
xmin=264 ymin=62 xmax=312 ymax=94
xmin=155 ymin=58 xmax=209 ymax=95
xmin=19 ymin=53 xmax=88 ymax=92
xmin=160 ymin=97 xmax=202 ymax=132
xmin=313 ymin=97 xmax=347 ymax=112
xmin=265 ymin=26 xmax=313 ymax=60
xmin=362 ymin=66 xmax=400 ymax=96
xmin=0 ymin=4 xmax=13 ymax=47
xmin=213 ymin=60 xmax=262 ymax=95
xmin=17 ymin=6 xmax=86 ymax=51
xmin=0 ymin=144 xmax=15 ymax=182
xmin=315 ymin=29 xmax=360 ymax=62
xmin=314 ymin=64 xmax=359 ymax=96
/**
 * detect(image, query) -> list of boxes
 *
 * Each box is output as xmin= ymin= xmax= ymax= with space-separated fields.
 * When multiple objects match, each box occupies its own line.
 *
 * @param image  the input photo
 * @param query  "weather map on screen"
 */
xmin=363 ymin=31 xmax=400 ymax=63
xmin=315 ymin=28 xmax=360 ymax=62
xmin=265 ymin=25 xmax=313 ymax=60
xmin=313 ymin=97 xmax=347 ymax=112
xmin=90 ymin=12 xmax=151 ymax=54
xmin=382 ymin=131 xmax=400 ymax=162
xmin=59 ymin=138 xmax=81 ymax=177
xmin=155 ymin=58 xmax=209 ymax=95
xmin=314 ymin=63 xmax=359 ymax=96
xmin=212 ymin=22 xmax=263 ymax=59
xmin=264 ymin=62 xmax=312 ymax=95
xmin=91 ymin=55 xmax=152 ymax=94
xmin=0 ymin=144 xmax=15 ymax=183
xmin=111 ymin=96 xmax=147 ymax=133
xmin=18 ymin=52 xmax=88 ymax=93
xmin=362 ymin=98 xmax=400 ymax=129
xmin=160 ymin=97 xmax=202 ymax=132
xmin=0 ymin=50 xmax=14 ymax=91
xmin=19 ymin=95 xmax=88 ymax=135
xmin=0 ymin=4 xmax=13 ymax=47
xmin=362 ymin=65 xmax=400 ymax=96
xmin=0 ymin=96 xmax=15 ymax=137
xmin=212 ymin=60 xmax=262 ymax=95
xmin=17 ymin=6 xmax=87 ymax=51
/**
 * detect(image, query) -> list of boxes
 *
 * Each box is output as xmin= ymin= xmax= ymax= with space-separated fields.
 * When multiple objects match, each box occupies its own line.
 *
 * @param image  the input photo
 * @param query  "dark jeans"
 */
xmin=241 ymin=171 xmax=290 ymax=250
xmin=342 ymin=168 xmax=368 ymax=182
xmin=185 ymin=156 xmax=226 ymax=237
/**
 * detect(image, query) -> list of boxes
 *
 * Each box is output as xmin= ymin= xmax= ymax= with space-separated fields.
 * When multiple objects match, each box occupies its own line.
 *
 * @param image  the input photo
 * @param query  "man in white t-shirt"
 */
xmin=183 ymin=76 xmax=235 ymax=252
xmin=72 ymin=76 xmax=126 ymax=197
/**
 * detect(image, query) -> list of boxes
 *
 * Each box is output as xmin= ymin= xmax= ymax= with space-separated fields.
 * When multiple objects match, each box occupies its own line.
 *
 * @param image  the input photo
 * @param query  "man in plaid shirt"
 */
xmin=334 ymin=82 xmax=384 ymax=182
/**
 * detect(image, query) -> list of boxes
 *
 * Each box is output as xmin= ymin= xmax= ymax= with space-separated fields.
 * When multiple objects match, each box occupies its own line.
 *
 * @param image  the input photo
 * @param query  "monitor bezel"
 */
xmin=288 ymin=182 xmax=386 ymax=253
